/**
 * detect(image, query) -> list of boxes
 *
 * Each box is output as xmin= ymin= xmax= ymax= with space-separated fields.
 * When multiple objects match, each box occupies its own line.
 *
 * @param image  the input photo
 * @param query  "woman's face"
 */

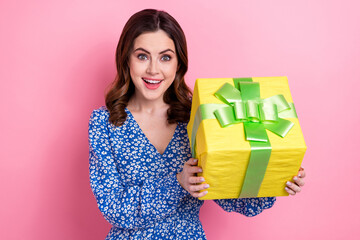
xmin=128 ymin=30 xmax=178 ymax=103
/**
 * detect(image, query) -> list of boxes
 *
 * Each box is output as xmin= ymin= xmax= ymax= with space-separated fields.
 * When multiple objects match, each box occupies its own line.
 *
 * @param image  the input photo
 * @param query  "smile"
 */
xmin=142 ymin=78 xmax=163 ymax=90
xmin=142 ymin=78 xmax=163 ymax=84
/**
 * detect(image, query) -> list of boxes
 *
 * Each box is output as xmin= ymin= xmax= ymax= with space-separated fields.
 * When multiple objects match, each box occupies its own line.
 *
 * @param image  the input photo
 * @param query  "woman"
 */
xmin=88 ymin=9 xmax=305 ymax=239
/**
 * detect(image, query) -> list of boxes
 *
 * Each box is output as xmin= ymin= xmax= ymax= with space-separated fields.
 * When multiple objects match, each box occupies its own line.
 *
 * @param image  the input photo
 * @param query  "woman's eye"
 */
xmin=161 ymin=55 xmax=171 ymax=61
xmin=137 ymin=54 xmax=148 ymax=60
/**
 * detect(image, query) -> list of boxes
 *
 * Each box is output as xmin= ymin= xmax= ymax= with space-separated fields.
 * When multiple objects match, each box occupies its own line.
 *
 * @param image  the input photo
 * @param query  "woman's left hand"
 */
xmin=285 ymin=167 xmax=306 ymax=195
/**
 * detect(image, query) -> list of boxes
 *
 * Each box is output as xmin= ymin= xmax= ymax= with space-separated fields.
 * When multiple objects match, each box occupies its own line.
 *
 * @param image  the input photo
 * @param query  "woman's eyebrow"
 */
xmin=133 ymin=47 xmax=150 ymax=54
xmin=159 ymin=49 xmax=175 ymax=54
xmin=133 ymin=47 xmax=175 ymax=54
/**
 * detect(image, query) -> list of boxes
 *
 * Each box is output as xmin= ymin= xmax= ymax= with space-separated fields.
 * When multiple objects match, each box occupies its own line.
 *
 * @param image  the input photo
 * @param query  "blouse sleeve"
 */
xmin=88 ymin=109 xmax=189 ymax=229
xmin=214 ymin=197 xmax=276 ymax=217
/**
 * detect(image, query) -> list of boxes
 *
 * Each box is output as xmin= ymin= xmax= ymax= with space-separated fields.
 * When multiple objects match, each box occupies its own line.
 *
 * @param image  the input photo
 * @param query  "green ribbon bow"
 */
xmin=190 ymin=78 xmax=298 ymax=198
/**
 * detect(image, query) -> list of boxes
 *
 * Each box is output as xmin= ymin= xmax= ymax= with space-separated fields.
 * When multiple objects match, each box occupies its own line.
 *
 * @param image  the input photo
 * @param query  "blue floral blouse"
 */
xmin=88 ymin=106 xmax=276 ymax=239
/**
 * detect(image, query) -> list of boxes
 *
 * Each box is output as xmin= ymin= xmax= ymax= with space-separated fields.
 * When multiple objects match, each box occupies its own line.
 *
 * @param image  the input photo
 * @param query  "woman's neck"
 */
xmin=127 ymin=94 xmax=168 ymax=114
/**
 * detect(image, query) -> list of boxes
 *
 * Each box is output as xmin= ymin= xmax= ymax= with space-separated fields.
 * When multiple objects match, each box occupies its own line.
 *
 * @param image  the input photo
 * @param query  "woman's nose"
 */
xmin=146 ymin=59 xmax=159 ymax=75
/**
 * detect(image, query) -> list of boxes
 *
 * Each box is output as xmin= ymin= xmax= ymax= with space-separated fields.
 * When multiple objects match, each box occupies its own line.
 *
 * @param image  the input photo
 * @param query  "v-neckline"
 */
xmin=125 ymin=108 xmax=179 ymax=156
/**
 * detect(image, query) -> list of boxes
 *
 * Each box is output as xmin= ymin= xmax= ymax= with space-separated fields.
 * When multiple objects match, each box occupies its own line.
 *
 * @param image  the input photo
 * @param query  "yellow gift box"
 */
xmin=187 ymin=77 xmax=307 ymax=200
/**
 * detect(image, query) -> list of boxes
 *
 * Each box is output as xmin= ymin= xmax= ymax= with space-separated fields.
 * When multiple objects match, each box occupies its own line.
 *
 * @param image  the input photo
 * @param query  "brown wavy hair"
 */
xmin=105 ymin=9 xmax=192 ymax=126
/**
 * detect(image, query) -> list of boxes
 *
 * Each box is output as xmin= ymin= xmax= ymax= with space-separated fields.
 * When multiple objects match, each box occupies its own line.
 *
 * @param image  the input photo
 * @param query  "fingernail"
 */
xmin=198 ymin=169 xmax=202 ymax=173
xmin=285 ymin=187 xmax=289 ymax=191
xmin=193 ymin=159 xmax=197 ymax=163
xmin=205 ymin=184 xmax=210 ymax=189
xmin=200 ymin=177 xmax=205 ymax=182
xmin=293 ymin=176 xmax=298 ymax=181
xmin=298 ymin=173 xmax=302 ymax=177
xmin=286 ymin=181 xmax=292 ymax=187
xmin=203 ymin=190 xmax=208 ymax=195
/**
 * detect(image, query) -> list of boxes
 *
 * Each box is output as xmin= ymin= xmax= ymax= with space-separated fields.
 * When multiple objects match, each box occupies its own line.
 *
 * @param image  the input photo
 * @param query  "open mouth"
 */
xmin=142 ymin=78 xmax=163 ymax=89
xmin=142 ymin=78 xmax=163 ymax=84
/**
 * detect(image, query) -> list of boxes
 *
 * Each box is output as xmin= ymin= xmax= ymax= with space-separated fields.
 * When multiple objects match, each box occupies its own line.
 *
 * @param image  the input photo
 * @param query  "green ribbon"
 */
xmin=190 ymin=78 xmax=297 ymax=198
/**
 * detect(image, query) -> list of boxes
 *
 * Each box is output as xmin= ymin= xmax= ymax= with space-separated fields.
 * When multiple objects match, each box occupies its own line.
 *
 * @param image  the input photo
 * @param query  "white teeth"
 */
xmin=143 ymin=78 xmax=161 ymax=84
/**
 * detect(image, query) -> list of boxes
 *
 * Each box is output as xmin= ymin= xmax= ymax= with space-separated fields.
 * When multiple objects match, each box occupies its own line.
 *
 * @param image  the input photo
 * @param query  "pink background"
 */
xmin=1 ymin=0 xmax=359 ymax=239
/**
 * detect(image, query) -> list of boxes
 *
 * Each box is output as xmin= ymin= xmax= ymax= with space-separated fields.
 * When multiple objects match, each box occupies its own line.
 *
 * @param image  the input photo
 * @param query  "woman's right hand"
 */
xmin=176 ymin=158 xmax=209 ymax=198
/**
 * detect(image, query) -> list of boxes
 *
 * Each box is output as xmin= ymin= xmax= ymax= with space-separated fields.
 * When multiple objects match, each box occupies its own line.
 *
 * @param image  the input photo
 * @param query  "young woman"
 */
xmin=88 ymin=9 xmax=306 ymax=239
